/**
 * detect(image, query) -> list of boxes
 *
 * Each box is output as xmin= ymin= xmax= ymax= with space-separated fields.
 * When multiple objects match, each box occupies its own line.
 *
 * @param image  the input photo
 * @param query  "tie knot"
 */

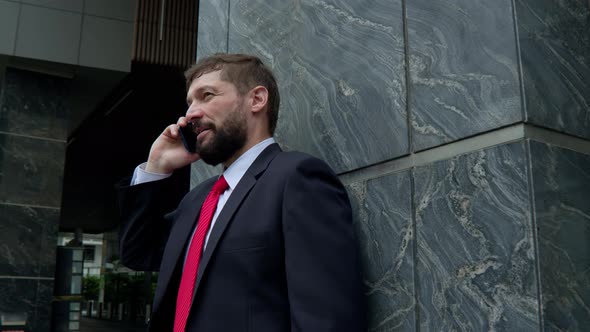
xmin=212 ymin=175 xmax=229 ymax=194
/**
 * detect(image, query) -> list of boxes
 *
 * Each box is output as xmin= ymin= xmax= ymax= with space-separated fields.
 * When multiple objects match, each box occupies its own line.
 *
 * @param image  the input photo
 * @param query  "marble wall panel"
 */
xmin=0 ymin=204 xmax=59 ymax=277
xmin=347 ymin=171 xmax=415 ymax=331
xmin=190 ymin=162 xmax=222 ymax=189
xmin=0 ymin=133 xmax=66 ymax=206
xmin=0 ymin=68 xmax=70 ymax=141
xmin=517 ymin=0 xmax=590 ymax=139
xmin=407 ymin=0 xmax=522 ymax=151
xmin=228 ymin=0 xmax=408 ymax=173
xmin=33 ymin=279 xmax=54 ymax=332
xmin=191 ymin=0 xmax=234 ymax=188
xmin=0 ymin=278 xmax=38 ymax=329
xmin=530 ymin=141 xmax=590 ymax=331
xmin=196 ymin=0 xmax=230 ymax=60
xmin=39 ymin=210 xmax=59 ymax=277
xmin=0 ymin=66 xmax=4 ymax=107
xmin=414 ymin=141 xmax=539 ymax=331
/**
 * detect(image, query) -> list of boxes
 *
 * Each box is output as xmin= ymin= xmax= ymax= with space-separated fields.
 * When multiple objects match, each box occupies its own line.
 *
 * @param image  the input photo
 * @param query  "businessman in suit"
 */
xmin=117 ymin=54 xmax=365 ymax=331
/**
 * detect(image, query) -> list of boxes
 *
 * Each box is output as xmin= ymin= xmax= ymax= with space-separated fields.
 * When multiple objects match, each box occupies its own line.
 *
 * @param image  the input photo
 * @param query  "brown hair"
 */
xmin=185 ymin=53 xmax=281 ymax=135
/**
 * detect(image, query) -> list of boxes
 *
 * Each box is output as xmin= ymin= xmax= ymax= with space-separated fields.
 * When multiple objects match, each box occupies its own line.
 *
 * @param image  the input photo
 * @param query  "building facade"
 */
xmin=192 ymin=0 xmax=590 ymax=331
xmin=0 ymin=0 xmax=588 ymax=331
xmin=0 ymin=1 xmax=136 ymax=330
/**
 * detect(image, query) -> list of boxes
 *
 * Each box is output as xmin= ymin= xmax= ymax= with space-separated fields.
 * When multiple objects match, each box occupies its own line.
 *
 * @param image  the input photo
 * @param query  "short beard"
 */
xmin=196 ymin=110 xmax=247 ymax=166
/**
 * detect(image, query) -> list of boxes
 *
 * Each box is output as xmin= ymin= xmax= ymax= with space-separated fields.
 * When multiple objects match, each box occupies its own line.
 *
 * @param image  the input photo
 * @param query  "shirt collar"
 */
xmin=222 ymin=137 xmax=276 ymax=190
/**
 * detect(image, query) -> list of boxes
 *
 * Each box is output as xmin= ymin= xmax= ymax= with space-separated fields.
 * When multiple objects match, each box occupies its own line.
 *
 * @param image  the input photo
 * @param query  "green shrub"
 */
xmin=82 ymin=275 xmax=101 ymax=301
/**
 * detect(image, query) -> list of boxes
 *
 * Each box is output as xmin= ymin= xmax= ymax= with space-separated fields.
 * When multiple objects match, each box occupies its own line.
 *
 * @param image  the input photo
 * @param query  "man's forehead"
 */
xmin=186 ymin=71 xmax=238 ymax=101
xmin=190 ymin=70 xmax=223 ymax=87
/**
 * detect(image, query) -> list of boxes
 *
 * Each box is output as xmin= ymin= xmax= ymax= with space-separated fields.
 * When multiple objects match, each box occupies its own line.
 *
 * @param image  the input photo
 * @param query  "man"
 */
xmin=117 ymin=54 xmax=365 ymax=331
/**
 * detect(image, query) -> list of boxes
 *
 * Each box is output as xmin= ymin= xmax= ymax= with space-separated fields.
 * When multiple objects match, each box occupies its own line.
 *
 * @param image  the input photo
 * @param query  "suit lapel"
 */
xmin=152 ymin=178 xmax=215 ymax=311
xmin=192 ymin=143 xmax=282 ymax=299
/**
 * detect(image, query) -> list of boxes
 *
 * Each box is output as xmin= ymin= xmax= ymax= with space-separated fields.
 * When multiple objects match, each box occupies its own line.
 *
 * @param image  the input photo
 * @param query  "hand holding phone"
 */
xmin=179 ymin=122 xmax=197 ymax=153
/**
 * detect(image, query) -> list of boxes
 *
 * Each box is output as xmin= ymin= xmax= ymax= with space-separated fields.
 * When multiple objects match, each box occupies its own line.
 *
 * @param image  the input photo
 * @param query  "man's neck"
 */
xmin=222 ymin=135 xmax=272 ymax=169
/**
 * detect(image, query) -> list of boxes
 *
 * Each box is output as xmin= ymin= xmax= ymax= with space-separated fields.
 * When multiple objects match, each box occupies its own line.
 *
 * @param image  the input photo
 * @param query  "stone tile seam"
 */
xmin=524 ymin=139 xmax=545 ymax=331
xmin=11 ymin=1 xmax=23 ymax=56
xmin=7 ymin=59 xmax=77 ymax=78
xmin=0 ymin=130 xmax=67 ymax=143
xmin=0 ymin=201 xmax=61 ymax=210
xmin=525 ymin=126 xmax=590 ymax=155
xmin=225 ymin=0 xmax=231 ymax=53
xmin=0 ymin=276 xmax=54 ymax=280
xmin=18 ymin=2 xmax=135 ymax=23
xmin=510 ymin=0 xmax=528 ymax=123
xmin=339 ymin=124 xmax=590 ymax=185
xmin=340 ymin=124 xmax=525 ymax=184
xmin=401 ymin=0 xmax=413 ymax=154
xmin=75 ymin=0 xmax=86 ymax=66
xmin=409 ymin=169 xmax=421 ymax=331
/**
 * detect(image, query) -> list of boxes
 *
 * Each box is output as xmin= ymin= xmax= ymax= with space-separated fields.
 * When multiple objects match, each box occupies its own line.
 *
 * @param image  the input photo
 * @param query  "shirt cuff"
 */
xmin=131 ymin=162 xmax=172 ymax=185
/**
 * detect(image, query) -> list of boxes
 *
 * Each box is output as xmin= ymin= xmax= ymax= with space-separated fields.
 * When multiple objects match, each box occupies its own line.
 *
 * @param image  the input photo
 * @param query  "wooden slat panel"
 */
xmin=150 ymin=0 xmax=158 ymax=64
xmin=132 ymin=0 xmax=198 ymax=68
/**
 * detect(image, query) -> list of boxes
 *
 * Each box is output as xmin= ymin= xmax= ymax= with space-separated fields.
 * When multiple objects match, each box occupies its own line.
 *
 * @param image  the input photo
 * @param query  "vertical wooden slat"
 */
xmin=163 ymin=0 xmax=169 ymax=65
xmin=140 ymin=0 xmax=146 ymax=62
xmin=186 ymin=0 xmax=193 ymax=65
xmin=156 ymin=0 xmax=162 ymax=64
xmin=132 ymin=1 xmax=137 ymax=60
xmin=168 ymin=0 xmax=176 ymax=66
xmin=132 ymin=0 xmax=140 ymax=61
xmin=193 ymin=0 xmax=198 ymax=63
xmin=158 ymin=0 xmax=166 ymax=65
xmin=143 ymin=0 xmax=150 ymax=63
xmin=139 ymin=0 xmax=147 ymax=62
xmin=172 ymin=1 xmax=182 ymax=67
xmin=154 ymin=0 xmax=166 ymax=65
xmin=181 ymin=0 xmax=189 ymax=66
xmin=171 ymin=0 xmax=178 ymax=66
xmin=150 ymin=0 xmax=157 ymax=64
xmin=191 ymin=0 xmax=198 ymax=63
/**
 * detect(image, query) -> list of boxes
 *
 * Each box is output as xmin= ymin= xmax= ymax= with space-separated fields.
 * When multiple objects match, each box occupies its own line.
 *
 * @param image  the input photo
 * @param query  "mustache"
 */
xmin=188 ymin=120 xmax=215 ymax=134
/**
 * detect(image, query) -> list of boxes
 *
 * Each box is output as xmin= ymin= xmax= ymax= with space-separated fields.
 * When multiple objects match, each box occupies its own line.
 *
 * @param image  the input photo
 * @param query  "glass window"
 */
xmin=70 ymin=302 xmax=80 ymax=311
xmin=72 ymin=249 xmax=83 ymax=262
xmin=72 ymin=261 xmax=83 ymax=274
xmin=71 ymin=275 xmax=82 ymax=294
xmin=83 ymin=246 xmax=95 ymax=261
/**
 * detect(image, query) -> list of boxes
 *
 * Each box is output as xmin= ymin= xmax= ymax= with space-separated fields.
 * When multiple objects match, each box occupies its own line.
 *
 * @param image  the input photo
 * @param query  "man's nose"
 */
xmin=185 ymin=106 xmax=204 ymax=122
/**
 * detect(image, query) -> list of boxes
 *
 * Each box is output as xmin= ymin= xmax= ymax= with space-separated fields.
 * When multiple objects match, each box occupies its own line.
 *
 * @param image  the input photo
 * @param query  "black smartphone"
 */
xmin=179 ymin=122 xmax=197 ymax=153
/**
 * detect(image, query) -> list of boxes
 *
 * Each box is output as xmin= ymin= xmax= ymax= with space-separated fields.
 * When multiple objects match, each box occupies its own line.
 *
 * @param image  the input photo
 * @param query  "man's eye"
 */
xmin=203 ymin=92 xmax=214 ymax=99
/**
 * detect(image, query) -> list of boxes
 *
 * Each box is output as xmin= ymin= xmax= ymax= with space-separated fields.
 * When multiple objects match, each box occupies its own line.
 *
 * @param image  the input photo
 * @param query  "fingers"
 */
xmin=162 ymin=116 xmax=195 ymax=141
xmin=162 ymin=123 xmax=179 ymax=139
xmin=177 ymin=116 xmax=190 ymax=127
xmin=169 ymin=116 xmax=191 ymax=137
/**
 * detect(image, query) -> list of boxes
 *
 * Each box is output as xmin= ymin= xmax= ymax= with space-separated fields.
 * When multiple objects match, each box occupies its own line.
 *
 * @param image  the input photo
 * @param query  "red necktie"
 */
xmin=174 ymin=175 xmax=229 ymax=331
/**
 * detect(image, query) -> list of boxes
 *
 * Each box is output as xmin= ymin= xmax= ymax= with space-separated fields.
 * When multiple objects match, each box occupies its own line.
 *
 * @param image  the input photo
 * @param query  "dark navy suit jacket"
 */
xmin=117 ymin=143 xmax=366 ymax=331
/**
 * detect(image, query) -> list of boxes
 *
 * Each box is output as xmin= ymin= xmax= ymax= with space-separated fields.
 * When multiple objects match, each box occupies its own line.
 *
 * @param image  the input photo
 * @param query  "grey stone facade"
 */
xmin=0 ymin=67 xmax=68 ymax=332
xmin=194 ymin=0 xmax=590 ymax=330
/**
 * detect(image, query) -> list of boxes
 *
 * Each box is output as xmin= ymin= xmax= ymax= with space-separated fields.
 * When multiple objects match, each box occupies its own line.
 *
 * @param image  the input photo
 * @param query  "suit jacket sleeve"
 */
xmin=282 ymin=156 xmax=366 ymax=331
xmin=116 ymin=176 xmax=185 ymax=271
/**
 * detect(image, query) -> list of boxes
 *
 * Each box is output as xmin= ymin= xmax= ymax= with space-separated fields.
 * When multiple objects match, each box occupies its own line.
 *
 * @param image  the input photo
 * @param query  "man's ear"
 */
xmin=249 ymin=86 xmax=269 ymax=114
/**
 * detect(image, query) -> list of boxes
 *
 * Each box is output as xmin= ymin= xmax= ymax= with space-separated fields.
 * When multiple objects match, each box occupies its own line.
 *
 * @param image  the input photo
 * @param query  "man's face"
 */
xmin=185 ymin=70 xmax=248 ymax=166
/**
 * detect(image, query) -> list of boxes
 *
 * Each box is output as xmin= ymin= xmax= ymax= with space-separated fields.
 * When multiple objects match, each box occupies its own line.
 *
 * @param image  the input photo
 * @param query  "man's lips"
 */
xmin=196 ymin=126 xmax=211 ymax=139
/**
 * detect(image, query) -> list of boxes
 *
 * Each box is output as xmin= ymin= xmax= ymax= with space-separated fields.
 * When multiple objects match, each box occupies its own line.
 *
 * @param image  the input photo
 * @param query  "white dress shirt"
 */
xmin=131 ymin=137 xmax=276 ymax=249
